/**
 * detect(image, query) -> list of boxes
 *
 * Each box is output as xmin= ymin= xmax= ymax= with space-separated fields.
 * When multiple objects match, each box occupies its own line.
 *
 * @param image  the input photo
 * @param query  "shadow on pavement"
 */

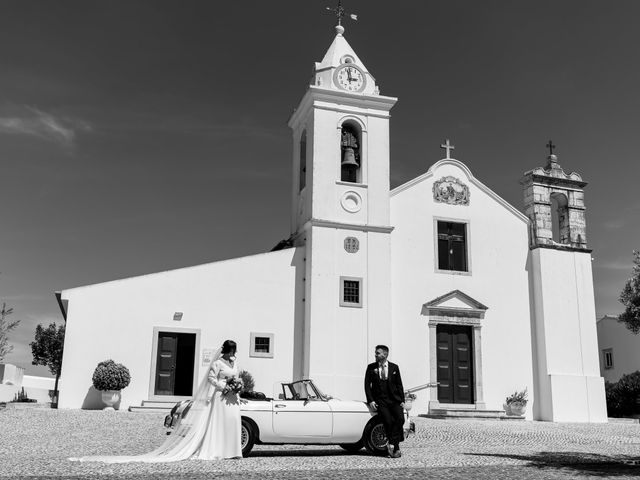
xmin=467 ymin=451 xmax=640 ymax=477
xmin=248 ymin=448 xmax=369 ymax=458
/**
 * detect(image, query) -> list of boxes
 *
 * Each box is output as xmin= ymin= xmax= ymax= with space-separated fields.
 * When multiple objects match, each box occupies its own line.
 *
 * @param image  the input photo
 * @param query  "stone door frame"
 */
xmin=148 ymin=326 xmax=201 ymax=403
xmin=423 ymin=290 xmax=488 ymax=411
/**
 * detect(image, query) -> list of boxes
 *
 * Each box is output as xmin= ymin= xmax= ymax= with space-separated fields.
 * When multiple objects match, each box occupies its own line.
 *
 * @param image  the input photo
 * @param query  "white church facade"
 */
xmin=56 ymin=25 xmax=607 ymax=422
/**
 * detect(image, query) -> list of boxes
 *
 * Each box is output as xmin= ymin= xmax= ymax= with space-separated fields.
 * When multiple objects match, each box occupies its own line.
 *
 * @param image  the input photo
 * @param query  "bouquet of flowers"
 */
xmin=222 ymin=376 xmax=244 ymax=396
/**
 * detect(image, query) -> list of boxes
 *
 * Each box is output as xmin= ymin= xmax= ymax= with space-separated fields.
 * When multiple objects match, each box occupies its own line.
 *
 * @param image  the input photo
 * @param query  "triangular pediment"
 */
xmin=422 ymin=290 xmax=488 ymax=318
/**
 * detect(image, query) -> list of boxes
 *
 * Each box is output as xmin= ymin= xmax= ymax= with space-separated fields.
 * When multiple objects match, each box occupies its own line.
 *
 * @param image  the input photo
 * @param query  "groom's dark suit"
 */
xmin=364 ymin=361 xmax=405 ymax=448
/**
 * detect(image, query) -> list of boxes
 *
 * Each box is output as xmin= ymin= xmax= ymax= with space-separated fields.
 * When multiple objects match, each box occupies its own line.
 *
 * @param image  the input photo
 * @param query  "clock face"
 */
xmin=335 ymin=64 xmax=366 ymax=92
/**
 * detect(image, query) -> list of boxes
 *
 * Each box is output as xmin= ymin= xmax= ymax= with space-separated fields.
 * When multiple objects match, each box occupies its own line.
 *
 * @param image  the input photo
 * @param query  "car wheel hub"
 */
xmin=370 ymin=424 xmax=388 ymax=449
xmin=241 ymin=425 xmax=249 ymax=449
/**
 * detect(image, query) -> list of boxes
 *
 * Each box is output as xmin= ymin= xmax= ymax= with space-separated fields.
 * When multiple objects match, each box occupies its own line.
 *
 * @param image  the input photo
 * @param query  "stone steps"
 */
xmin=128 ymin=400 xmax=177 ymax=413
xmin=421 ymin=408 xmax=524 ymax=420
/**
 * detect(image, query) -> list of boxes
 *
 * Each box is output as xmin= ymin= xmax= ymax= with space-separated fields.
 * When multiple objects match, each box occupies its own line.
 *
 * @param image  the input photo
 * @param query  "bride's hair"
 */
xmin=221 ymin=339 xmax=237 ymax=355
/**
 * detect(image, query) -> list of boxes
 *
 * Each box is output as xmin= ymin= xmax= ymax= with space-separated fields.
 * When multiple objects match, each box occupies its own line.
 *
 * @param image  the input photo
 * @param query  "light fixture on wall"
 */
xmin=173 ymin=312 xmax=183 ymax=321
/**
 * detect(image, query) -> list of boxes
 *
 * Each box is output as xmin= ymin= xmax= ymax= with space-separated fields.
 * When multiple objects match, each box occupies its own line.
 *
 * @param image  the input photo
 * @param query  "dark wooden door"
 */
xmin=155 ymin=333 xmax=178 ymax=395
xmin=436 ymin=324 xmax=474 ymax=404
xmin=155 ymin=332 xmax=196 ymax=396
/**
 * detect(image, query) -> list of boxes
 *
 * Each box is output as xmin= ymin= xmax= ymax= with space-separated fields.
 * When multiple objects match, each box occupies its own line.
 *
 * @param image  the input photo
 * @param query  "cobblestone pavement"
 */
xmin=1 ymin=409 xmax=639 ymax=479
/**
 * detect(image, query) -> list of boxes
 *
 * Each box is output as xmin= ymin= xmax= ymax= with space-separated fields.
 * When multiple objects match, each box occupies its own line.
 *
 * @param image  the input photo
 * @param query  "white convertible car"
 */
xmin=165 ymin=379 xmax=414 ymax=456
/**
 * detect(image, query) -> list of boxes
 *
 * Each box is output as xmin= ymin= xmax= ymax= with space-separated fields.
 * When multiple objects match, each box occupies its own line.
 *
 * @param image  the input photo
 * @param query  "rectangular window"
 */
xmin=603 ymin=348 xmax=614 ymax=369
xmin=437 ymin=221 xmax=468 ymax=272
xmin=250 ymin=333 xmax=274 ymax=358
xmin=254 ymin=336 xmax=270 ymax=353
xmin=340 ymin=276 xmax=363 ymax=308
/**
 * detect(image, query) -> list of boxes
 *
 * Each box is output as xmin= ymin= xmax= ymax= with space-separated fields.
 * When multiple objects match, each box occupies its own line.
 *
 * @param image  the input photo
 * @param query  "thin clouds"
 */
xmin=0 ymin=106 xmax=91 ymax=146
xmin=596 ymin=259 xmax=635 ymax=272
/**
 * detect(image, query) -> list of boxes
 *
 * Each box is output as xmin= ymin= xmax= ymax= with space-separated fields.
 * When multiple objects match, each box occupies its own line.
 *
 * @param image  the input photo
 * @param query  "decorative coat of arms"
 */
xmin=433 ymin=176 xmax=470 ymax=206
xmin=344 ymin=237 xmax=359 ymax=253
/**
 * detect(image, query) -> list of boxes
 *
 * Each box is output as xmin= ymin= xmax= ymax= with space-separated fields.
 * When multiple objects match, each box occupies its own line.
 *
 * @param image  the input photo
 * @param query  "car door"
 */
xmin=272 ymin=382 xmax=332 ymax=437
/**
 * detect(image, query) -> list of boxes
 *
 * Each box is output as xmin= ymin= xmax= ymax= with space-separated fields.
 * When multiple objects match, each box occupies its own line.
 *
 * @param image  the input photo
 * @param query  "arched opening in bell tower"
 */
xmin=299 ymin=130 xmax=307 ymax=191
xmin=340 ymin=122 xmax=361 ymax=183
xmin=550 ymin=192 xmax=569 ymax=244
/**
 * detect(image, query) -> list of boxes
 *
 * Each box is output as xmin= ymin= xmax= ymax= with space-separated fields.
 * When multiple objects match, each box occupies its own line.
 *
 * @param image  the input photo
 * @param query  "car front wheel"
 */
xmin=241 ymin=418 xmax=256 ymax=457
xmin=363 ymin=418 xmax=388 ymax=456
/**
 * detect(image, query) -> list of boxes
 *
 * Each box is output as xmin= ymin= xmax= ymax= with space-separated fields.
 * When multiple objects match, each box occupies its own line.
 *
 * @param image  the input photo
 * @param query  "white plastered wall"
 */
xmin=597 ymin=316 xmax=640 ymax=383
xmin=530 ymin=247 xmax=607 ymax=422
xmin=58 ymin=248 xmax=304 ymax=409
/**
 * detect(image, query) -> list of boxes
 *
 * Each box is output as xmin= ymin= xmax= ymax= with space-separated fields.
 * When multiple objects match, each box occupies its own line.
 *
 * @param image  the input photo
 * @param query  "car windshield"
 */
xmin=282 ymin=380 xmax=328 ymax=401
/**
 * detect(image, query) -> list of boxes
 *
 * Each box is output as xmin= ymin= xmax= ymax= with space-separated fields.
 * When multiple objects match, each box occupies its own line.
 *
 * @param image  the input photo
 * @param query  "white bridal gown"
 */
xmin=195 ymin=357 xmax=242 ymax=460
xmin=69 ymin=356 xmax=242 ymax=463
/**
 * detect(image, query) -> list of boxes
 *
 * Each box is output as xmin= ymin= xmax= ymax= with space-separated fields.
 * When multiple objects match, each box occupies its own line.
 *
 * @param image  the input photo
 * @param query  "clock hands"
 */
xmin=346 ymin=67 xmax=354 ymax=82
xmin=345 ymin=67 xmax=359 ymax=82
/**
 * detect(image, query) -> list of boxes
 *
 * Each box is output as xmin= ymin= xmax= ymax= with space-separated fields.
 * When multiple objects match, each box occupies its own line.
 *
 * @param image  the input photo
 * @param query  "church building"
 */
xmin=56 ymin=23 xmax=607 ymax=422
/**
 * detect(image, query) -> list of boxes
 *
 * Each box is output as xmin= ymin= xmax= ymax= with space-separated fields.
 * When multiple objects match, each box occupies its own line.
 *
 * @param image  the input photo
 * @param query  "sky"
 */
xmin=1 ymin=1 xmax=639 ymax=376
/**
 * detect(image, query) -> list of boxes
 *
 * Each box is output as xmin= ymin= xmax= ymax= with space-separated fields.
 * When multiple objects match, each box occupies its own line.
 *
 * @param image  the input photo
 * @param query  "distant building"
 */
xmin=56 ymin=23 xmax=607 ymax=422
xmin=597 ymin=315 xmax=640 ymax=382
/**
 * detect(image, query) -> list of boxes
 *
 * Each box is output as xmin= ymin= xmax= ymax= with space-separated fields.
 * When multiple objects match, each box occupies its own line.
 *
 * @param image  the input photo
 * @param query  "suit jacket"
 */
xmin=364 ymin=361 xmax=405 ymax=405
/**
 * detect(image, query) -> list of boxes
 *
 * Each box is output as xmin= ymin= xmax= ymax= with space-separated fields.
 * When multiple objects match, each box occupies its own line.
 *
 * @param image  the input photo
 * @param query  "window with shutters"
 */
xmin=436 ymin=220 xmax=469 ymax=273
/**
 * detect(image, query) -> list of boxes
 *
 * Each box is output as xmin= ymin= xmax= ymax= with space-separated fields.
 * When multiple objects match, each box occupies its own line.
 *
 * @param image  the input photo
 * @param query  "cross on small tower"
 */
xmin=546 ymin=140 xmax=556 ymax=156
xmin=440 ymin=139 xmax=455 ymax=159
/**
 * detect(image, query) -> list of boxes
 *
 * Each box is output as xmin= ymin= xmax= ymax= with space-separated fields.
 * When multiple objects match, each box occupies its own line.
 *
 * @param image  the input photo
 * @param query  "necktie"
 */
xmin=381 ymin=364 xmax=387 ymax=380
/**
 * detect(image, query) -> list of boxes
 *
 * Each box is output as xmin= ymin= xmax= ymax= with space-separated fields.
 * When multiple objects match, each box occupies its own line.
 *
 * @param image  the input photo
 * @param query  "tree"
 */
xmin=0 ymin=302 xmax=20 ymax=362
xmin=619 ymin=250 xmax=640 ymax=334
xmin=30 ymin=323 xmax=65 ymax=407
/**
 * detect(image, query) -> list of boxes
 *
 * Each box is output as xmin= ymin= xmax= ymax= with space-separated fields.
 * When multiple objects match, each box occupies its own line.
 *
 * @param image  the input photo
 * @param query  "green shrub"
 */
xmin=606 ymin=371 xmax=640 ymax=417
xmin=92 ymin=359 xmax=131 ymax=391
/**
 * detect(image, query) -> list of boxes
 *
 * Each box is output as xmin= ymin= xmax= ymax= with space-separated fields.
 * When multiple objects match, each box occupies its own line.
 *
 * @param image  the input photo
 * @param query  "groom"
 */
xmin=364 ymin=344 xmax=405 ymax=458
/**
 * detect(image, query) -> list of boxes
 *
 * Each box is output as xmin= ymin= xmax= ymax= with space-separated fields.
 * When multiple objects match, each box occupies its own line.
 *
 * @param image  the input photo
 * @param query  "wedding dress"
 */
xmin=70 ymin=348 xmax=242 ymax=463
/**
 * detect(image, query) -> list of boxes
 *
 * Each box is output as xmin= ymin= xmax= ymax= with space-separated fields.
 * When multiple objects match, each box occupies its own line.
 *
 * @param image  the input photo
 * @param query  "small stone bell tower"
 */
xmin=521 ymin=142 xmax=588 ymax=249
xmin=521 ymin=143 xmax=607 ymax=422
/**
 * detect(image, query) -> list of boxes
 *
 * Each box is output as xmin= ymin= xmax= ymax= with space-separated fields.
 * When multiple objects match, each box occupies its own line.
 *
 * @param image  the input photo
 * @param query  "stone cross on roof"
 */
xmin=440 ymin=139 xmax=455 ymax=159
xmin=546 ymin=140 xmax=556 ymax=156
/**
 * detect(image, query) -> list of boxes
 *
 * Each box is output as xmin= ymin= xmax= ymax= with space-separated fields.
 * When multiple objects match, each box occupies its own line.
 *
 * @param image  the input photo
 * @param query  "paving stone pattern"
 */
xmin=1 ymin=409 xmax=639 ymax=479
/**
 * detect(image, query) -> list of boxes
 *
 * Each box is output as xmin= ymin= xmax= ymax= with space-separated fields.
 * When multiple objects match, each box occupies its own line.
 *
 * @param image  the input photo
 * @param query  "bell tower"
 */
xmin=287 ymin=20 xmax=397 ymax=400
xmin=521 ymin=145 xmax=607 ymax=422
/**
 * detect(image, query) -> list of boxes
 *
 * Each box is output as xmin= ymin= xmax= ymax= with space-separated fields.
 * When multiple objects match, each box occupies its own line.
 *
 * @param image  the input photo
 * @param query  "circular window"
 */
xmin=340 ymin=191 xmax=362 ymax=213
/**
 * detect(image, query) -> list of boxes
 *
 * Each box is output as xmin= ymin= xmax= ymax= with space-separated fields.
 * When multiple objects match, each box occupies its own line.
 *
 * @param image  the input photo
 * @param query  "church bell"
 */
xmin=341 ymin=147 xmax=359 ymax=168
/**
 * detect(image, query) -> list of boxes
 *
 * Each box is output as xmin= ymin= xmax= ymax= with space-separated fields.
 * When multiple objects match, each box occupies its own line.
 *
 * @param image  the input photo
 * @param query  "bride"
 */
xmin=70 ymin=339 xmax=243 ymax=462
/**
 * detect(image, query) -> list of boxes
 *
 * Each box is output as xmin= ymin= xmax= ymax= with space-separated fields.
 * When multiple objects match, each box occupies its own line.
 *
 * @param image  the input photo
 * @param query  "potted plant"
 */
xmin=505 ymin=388 xmax=528 ymax=416
xmin=404 ymin=392 xmax=417 ymax=411
xmin=92 ymin=359 xmax=131 ymax=410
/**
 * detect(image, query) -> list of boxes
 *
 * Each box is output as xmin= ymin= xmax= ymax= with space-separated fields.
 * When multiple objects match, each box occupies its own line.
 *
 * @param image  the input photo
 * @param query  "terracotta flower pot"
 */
xmin=508 ymin=402 xmax=526 ymax=416
xmin=101 ymin=390 xmax=121 ymax=410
